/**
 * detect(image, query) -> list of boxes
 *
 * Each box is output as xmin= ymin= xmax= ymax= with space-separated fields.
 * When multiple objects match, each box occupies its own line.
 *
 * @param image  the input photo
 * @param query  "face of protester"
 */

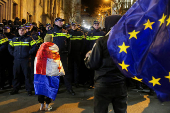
xmin=72 ymin=25 xmax=77 ymax=30
xmin=3 ymin=28 xmax=10 ymax=33
xmin=93 ymin=24 xmax=100 ymax=30
xmin=55 ymin=21 xmax=63 ymax=27
xmin=18 ymin=29 xmax=26 ymax=36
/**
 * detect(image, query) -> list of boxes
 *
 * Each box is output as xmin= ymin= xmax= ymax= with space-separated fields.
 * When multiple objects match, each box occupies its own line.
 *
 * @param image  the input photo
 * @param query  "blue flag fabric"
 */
xmin=107 ymin=0 xmax=170 ymax=102
xmin=34 ymin=74 xmax=60 ymax=101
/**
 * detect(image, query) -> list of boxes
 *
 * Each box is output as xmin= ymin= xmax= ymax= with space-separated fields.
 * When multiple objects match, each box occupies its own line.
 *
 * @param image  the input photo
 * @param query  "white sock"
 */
xmin=46 ymin=104 xmax=49 ymax=108
xmin=40 ymin=103 xmax=44 ymax=108
xmin=40 ymin=103 xmax=44 ymax=110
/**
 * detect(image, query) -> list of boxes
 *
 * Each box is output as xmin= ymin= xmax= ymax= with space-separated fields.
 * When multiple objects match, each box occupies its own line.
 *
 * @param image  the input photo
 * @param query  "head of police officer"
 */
xmin=65 ymin=23 xmax=71 ymax=31
xmin=3 ymin=25 xmax=10 ymax=34
xmin=18 ymin=25 xmax=26 ymax=36
xmin=25 ymin=22 xmax=33 ymax=33
xmin=46 ymin=23 xmax=51 ymax=31
xmin=93 ymin=20 xmax=100 ymax=30
xmin=71 ymin=22 xmax=77 ymax=30
xmin=54 ymin=18 xmax=65 ymax=28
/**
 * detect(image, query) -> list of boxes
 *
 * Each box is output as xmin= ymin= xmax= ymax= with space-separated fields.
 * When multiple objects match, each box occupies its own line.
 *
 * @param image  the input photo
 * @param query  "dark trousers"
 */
xmin=0 ymin=57 xmax=13 ymax=87
xmin=13 ymin=59 xmax=33 ymax=91
xmin=38 ymin=95 xmax=51 ymax=104
xmin=6 ymin=60 xmax=13 ymax=86
xmin=31 ymin=55 xmax=36 ymax=88
xmin=94 ymin=82 xmax=127 ymax=113
xmin=68 ymin=53 xmax=81 ymax=84
xmin=88 ymin=70 xmax=94 ymax=86
xmin=60 ymin=53 xmax=72 ymax=90
xmin=0 ymin=61 xmax=5 ymax=88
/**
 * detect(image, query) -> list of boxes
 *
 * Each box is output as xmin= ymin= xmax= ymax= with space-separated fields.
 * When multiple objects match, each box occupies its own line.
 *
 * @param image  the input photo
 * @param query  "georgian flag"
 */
xmin=34 ymin=42 xmax=65 ymax=100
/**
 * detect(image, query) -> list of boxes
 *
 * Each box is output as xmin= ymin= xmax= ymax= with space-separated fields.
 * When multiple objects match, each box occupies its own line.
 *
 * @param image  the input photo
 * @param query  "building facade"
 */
xmin=0 ymin=0 xmax=66 ymax=26
xmin=111 ymin=0 xmax=137 ymax=15
xmin=64 ymin=0 xmax=81 ymax=23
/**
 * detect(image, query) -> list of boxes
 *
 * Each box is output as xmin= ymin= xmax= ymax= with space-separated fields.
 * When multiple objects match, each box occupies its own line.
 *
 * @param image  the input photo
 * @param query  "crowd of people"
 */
xmin=0 ymin=16 xmax=155 ymax=112
xmin=0 ymin=17 xmax=106 ymax=95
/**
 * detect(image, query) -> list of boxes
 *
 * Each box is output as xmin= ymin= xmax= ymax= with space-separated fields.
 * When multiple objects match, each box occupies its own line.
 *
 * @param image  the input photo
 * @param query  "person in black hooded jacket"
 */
xmin=84 ymin=15 xmax=127 ymax=113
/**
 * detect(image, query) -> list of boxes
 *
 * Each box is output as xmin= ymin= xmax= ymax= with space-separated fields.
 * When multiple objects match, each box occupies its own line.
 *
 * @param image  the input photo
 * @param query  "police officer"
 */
xmin=40 ymin=23 xmax=52 ymax=39
xmin=46 ymin=23 xmax=52 ymax=31
xmin=25 ymin=22 xmax=43 ymax=46
xmin=8 ymin=25 xmax=37 ymax=96
xmin=25 ymin=22 xmax=42 ymax=86
xmin=85 ymin=20 xmax=105 ymax=88
xmin=3 ymin=26 xmax=15 ymax=88
xmin=68 ymin=22 xmax=84 ymax=87
xmin=47 ymin=17 xmax=75 ymax=95
xmin=65 ymin=23 xmax=71 ymax=32
xmin=0 ymin=28 xmax=8 ymax=89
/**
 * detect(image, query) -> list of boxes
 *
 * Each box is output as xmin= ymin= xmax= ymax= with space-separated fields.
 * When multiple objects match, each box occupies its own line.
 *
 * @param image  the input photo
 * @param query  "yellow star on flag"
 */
xmin=132 ymin=76 xmax=143 ymax=82
xmin=118 ymin=61 xmax=130 ymax=72
xmin=149 ymin=76 xmax=161 ymax=87
xmin=166 ymin=15 xmax=170 ymax=26
xmin=128 ymin=30 xmax=140 ymax=39
xmin=118 ymin=42 xmax=130 ymax=54
xmin=159 ymin=13 xmax=167 ymax=26
xmin=165 ymin=72 xmax=170 ymax=82
xmin=143 ymin=19 xmax=155 ymax=30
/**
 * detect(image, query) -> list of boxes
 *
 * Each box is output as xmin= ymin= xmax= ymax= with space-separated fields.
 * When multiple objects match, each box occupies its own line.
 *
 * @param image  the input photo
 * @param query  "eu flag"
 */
xmin=107 ymin=0 xmax=170 ymax=102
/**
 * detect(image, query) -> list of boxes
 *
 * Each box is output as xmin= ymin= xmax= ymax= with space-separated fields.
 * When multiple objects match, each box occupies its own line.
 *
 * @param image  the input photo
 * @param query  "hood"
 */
xmin=105 ymin=15 xmax=122 ymax=33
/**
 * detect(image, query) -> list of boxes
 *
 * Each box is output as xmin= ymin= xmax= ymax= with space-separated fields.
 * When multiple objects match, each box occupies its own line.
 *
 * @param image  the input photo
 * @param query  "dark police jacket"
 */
xmin=0 ymin=33 xmax=8 ymax=57
xmin=8 ymin=34 xmax=37 ymax=59
xmin=86 ymin=29 xmax=105 ymax=52
xmin=85 ymin=36 xmax=125 ymax=83
xmin=68 ymin=29 xmax=84 ymax=54
xmin=47 ymin=25 xmax=69 ymax=53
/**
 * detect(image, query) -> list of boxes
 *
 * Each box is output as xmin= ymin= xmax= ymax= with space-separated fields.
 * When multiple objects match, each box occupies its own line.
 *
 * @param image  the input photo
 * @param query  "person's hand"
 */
xmin=86 ymin=50 xmax=92 ymax=58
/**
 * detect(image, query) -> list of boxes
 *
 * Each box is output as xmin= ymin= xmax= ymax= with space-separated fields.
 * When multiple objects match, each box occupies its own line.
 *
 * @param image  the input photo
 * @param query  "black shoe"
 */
xmin=9 ymin=90 xmax=18 ymax=95
xmin=28 ymin=91 xmax=32 ymax=96
xmin=67 ymin=89 xmax=75 ymax=96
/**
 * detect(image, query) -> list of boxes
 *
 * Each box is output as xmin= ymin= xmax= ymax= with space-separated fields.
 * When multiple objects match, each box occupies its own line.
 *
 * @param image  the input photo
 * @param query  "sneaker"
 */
xmin=39 ymin=103 xmax=45 ymax=111
xmin=45 ymin=105 xmax=52 ymax=111
xmin=40 ymin=106 xmax=44 ymax=111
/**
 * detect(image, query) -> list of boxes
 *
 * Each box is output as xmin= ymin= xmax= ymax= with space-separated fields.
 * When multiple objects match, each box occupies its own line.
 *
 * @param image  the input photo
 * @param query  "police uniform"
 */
xmin=0 ymin=33 xmax=8 ymax=89
xmin=47 ymin=18 xmax=75 ymax=95
xmin=68 ymin=22 xmax=84 ymax=87
xmin=25 ymin=22 xmax=41 ymax=85
xmin=85 ymin=21 xmax=105 ymax=88
xmin=3 ymin=26 xmax=15 ymax=87
xmin=8 ymin=25 xmax=37 ymax=95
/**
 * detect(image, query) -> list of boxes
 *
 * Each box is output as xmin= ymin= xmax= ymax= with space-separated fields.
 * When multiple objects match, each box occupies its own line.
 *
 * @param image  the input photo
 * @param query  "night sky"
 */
xmin=82 ymin=0 xmax=105 ymax=15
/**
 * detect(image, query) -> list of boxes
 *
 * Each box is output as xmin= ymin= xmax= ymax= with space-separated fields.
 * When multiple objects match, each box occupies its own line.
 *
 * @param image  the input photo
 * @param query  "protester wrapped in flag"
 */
xmin=107 ymin=0 xmax=170 ymax=102
xmin=34 ymin=34 xmax=65 ymax=101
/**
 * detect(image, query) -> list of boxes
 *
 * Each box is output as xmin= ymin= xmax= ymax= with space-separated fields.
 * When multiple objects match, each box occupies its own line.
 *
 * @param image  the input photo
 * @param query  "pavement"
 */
xmin=0 ymin=84 xmax=170 ymax=113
